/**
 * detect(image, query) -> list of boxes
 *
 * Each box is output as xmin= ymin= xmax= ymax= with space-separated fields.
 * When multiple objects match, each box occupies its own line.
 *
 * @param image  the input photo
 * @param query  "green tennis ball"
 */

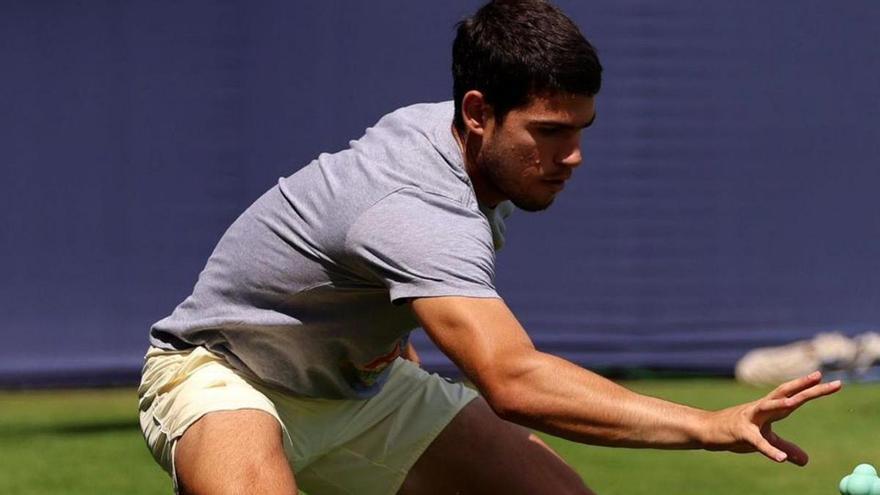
xmin=840 ymin=465 xmax=880 ymax=495
xmin=856 ymin=465 xmax=879 ymax=477
xmin=847 ymin=475 xmax=874 ymax=495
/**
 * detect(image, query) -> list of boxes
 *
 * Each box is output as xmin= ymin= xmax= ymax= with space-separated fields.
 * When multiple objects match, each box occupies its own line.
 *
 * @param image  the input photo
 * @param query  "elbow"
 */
xmin=477 ymin=366 xmax=538 ymax=423
xmin=468 ymin=348 xmax=546 ymax=422
xmin=481 ymin=383 xmax=522 ymax=421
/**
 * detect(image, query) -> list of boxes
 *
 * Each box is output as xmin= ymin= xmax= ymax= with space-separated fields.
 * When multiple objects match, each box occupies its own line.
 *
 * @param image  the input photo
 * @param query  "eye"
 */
xmin=537 ymin=126 xmax=563 ymax=137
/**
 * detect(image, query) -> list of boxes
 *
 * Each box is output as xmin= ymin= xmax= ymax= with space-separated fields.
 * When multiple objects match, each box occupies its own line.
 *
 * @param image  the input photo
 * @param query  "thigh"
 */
xmin=270 ymin=359 xmax=480 ymax=495
xmin=398 ymin=398 xmax=595 ymax=495
xmin=175 ymin=409 xmax=297 ymax=495
xmin=138 ymin=346 xmax=298 ymax=494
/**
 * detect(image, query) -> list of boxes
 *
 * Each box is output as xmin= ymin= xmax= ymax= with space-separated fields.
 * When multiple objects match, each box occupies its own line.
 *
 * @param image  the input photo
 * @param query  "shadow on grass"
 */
xmin=0 ymin=419 xmax=139 ymax=439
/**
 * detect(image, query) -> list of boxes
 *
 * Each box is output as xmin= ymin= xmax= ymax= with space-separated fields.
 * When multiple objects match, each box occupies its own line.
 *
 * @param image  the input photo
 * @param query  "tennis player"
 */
xmin=138 ymin=1 xmax=842 ymax=494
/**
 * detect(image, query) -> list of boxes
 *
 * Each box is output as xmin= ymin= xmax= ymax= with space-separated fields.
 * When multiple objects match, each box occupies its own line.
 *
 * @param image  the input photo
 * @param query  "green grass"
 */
xmin=0 ymin=380 xmax=876 ymax=494
xmin=0 ymin=388 xmax=169 ymax=495
xmin=541 ymin=380 xmax=880 ymax=495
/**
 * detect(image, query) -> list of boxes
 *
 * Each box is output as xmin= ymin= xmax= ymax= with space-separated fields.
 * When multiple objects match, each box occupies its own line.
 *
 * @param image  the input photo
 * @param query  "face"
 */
xmin=476 ymin=93 xmax=596 ymax=211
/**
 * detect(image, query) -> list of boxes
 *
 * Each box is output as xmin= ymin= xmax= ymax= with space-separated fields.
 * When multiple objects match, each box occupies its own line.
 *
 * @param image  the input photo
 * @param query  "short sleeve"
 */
xmin=345 ymin=189 xmax=500 ymax=303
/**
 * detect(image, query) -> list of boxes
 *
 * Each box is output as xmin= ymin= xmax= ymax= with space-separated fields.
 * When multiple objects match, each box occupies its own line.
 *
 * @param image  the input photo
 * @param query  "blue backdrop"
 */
xmin=2 ymin=0 xmax=878 ymax=386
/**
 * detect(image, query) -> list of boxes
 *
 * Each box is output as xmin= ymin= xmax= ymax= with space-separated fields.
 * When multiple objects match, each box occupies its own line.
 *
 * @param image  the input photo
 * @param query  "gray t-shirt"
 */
xmin=150 ymin=101 xmax=513 ymax=399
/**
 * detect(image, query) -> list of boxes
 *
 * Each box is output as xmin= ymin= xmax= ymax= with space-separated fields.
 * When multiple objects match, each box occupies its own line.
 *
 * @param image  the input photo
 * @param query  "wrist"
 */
xmin=689 ymin=408 xmax=718 ymax=450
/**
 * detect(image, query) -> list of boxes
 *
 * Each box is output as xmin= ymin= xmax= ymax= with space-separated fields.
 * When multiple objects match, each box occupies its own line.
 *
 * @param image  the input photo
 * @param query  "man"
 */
xmin=138 ymin=1 xmax=841 ymax=494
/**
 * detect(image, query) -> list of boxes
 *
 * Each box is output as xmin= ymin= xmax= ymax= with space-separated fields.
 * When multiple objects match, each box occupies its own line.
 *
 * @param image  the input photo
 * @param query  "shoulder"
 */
xmin=349 ymin=101 xmax=472 ymax=204
xmin=360 ymin=101 xmax=458 ymax=168
xmin=373 ymin=101 xmax=455 ymax=131
xmin=345 ymin=187 xmax=492 ymax=252
xmin=343 ymin=186 xmax=500 ymax=302
xmin=351 ymin=187 xmax=486 ymax=233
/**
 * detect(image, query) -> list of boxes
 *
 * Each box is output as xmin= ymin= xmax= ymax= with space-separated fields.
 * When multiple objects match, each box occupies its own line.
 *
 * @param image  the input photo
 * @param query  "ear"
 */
xmin=460 ymin=90 xmax=492 ymax=137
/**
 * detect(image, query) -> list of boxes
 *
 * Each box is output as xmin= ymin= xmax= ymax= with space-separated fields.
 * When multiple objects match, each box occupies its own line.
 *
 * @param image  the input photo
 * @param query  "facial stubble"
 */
xmin=477 ymin=143 xmax=555 ymax=212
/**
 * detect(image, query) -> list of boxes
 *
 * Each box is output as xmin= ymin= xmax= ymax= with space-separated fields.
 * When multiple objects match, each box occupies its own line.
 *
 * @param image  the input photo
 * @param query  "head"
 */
xmin=452 ymin=0 xmax=602 ymax=211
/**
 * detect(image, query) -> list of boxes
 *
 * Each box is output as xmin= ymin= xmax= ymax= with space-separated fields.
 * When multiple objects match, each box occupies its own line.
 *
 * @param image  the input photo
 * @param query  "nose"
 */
xmin=556 ymin=140 xmax=583 ymax=169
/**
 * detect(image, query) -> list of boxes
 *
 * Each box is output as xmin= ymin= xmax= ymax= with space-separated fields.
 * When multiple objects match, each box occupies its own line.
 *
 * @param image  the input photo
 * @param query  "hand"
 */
xmin=402 ymin=341 xmax=421 ymax=367
xmin=702 ymin=371 xmax=842 ymax=466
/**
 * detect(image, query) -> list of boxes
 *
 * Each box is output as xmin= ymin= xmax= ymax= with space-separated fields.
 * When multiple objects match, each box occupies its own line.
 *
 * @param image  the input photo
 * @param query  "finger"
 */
xmin=756 ymin=398 xmax=790 ymax=414
xmin=760 ymin=380 xmax=842 ymax=412
xmin=784 ymin=380 xmax=843 ymax=410
xmin=749 ymin=428 xmax=788 ymax=463
xmin=768 ymin=371 xmax=822 ymax=399
xmin=766 ymin=430 xmax=809 ymax=466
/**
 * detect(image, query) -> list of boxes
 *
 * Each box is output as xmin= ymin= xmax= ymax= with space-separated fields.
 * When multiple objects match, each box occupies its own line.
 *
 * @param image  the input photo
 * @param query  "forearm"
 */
xmin=488 ymin=351 xmax=710 ymax=449
xmin=413 ymin=296 xmax=841 ymax=463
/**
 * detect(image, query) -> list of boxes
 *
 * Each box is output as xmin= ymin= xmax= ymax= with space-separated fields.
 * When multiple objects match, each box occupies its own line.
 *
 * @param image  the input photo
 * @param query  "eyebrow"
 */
xmin=532 ymin=112 xmax=597 ymax=130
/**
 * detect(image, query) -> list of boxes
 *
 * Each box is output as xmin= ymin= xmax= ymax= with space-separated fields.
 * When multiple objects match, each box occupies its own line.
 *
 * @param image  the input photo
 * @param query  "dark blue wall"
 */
xmin=2 ymin=1 xmax=878 ymax=385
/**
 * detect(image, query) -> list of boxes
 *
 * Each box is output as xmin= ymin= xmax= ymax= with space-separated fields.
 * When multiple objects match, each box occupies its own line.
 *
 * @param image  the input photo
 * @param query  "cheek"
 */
xmin=506 ymin=141 xmax=542 ymax=177
xmin=489 ymin=131 xmax=542 ymax=178
xmin=535 ymin=141 xmax=559 ymax=168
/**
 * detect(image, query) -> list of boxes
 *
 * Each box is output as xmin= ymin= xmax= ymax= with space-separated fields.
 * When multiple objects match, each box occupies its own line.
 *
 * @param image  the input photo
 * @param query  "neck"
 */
xmin=451 ymin=123 xmax=505 ymax=208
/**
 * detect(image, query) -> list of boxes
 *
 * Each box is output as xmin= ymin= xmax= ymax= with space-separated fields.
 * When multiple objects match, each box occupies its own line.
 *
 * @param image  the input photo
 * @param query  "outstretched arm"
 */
xmin=410 ymin=296 xmax=841 ymax=466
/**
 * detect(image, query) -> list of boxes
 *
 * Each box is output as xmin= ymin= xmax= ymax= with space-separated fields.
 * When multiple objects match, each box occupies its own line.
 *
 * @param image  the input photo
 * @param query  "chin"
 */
xmin=512 ymin=195 xmax=555 ymax=212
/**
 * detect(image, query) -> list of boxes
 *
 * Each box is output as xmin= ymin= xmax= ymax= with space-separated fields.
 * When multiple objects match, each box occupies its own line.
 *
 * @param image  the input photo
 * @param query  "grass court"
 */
xmin=2 ymin=379 xmax=875 ymax=494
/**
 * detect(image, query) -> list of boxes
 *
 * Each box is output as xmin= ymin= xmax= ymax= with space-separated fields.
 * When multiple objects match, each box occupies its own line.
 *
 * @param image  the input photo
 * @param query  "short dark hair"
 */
xmin=452 ymin=0 xmax=602 ymax=131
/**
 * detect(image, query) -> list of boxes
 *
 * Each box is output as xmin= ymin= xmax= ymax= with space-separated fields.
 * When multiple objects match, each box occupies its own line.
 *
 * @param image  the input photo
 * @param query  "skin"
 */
xmin=407 ymin=89 xmax=843 ymax=468
xmin=399 ymin=398 xmax=594 ymax=495
xmin=171 ymin=91 xmax=842 ymax=495
xmin=175 ymin=409 xmax=297 ymax=495
xmin=401 ymin=340 xmax=420 ymax=365
xmin=411 ymin=297 xmax=840 ymax=464
xmin=455 ymin=90 xmax=595 ymax=211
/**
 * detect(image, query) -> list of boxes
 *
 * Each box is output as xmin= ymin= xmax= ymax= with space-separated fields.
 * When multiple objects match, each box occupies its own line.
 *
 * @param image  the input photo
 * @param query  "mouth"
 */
xmin=543 ymin=173 xmax=571 ymax=182
xmin=543 ymin=179 xmax=566 ymax=192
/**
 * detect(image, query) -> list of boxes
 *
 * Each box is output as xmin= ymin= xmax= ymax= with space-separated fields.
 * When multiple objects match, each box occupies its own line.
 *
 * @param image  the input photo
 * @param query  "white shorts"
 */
xmin=137 ymin=345 xmax=479 ymax=495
